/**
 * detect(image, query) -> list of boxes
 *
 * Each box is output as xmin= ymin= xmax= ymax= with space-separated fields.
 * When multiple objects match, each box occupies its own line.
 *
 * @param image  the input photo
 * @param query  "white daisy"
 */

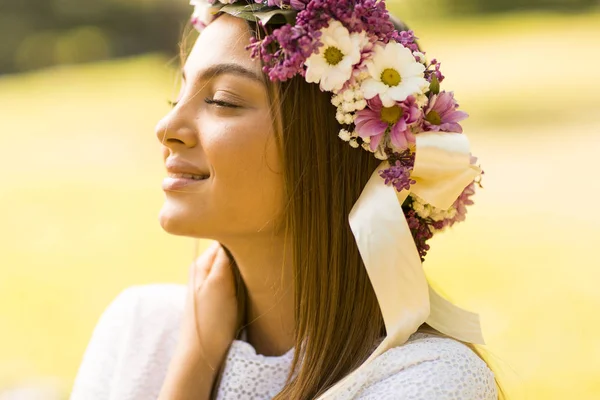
xmin=361 ymin=41 xmax=429 ymax=107
xmin=304 ymin=20 xmax=365 ymax=92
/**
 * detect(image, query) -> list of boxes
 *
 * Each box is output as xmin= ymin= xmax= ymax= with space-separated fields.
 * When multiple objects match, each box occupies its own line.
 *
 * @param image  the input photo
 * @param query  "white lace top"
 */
xmin=70 ymin=284 xmax=498 ymax=400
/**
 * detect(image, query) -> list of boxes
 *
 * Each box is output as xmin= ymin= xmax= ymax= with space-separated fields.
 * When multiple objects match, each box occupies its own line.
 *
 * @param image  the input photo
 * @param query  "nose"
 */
xmin=155 ymin=107 xmax=199 ymax=150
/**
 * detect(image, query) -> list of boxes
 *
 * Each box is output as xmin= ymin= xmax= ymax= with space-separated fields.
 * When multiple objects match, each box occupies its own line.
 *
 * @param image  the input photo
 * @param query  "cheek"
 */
xmin=204 ymin=114 xmax=284 ymax=228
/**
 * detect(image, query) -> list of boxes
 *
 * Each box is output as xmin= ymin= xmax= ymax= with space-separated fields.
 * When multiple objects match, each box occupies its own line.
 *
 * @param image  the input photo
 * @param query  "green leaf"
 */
xmin=255 ymin=9 xmax=297 ymax=24
xmin=429 ymin=74 xmax=440 ymax=95
xmin=220 ymin=4 xmax=297 ymax=25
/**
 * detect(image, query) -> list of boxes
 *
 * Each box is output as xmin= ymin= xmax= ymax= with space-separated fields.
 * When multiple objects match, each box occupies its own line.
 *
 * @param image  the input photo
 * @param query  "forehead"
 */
xmin=185 ymin=14 xmax=262 ymax=78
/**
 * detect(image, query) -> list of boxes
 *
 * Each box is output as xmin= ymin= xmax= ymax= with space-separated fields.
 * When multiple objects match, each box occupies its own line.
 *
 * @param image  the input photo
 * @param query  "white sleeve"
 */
xmin=70 ymin=287 xmax=139 ymax=400
xmin=354 ymin=334 xmax=498 ymax=400
xmin=70 ymin=284 xmax=186 ymax=400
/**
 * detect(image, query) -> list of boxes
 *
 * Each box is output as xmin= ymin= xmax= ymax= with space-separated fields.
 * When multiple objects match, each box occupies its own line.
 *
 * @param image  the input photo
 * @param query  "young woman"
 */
xmin=71 ymin=1 xmax=503 ymax=399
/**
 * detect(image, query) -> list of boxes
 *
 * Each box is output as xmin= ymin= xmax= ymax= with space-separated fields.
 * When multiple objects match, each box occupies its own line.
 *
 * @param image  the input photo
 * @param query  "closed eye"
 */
xmin=166 ymin=98 xmax=242 ymax=109
xmin=204 ymin=97 xmax=241 ymax=109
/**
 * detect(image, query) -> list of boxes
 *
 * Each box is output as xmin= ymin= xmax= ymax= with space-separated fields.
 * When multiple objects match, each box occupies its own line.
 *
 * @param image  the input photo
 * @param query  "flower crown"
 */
xmin=190 ymin=0 xmax=482 ymax=260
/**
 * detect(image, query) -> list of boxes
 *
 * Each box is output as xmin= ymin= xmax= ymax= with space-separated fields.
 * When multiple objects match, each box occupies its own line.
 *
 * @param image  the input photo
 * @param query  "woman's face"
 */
xmin=155 ymin=14 xmax=284 ymax=240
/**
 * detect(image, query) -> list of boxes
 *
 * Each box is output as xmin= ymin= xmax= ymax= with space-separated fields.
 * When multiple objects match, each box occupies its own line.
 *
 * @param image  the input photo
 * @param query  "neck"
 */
xmin=217 ymin=234 xmax=295 ymax=357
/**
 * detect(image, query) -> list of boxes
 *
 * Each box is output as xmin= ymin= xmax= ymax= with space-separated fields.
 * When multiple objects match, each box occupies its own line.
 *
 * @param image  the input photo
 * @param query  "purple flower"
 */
xmin=378 ymin=149 xmax=416 ymax=192
xmin=248 ymin=24 xmax=320 ymax=81
xmin=422 ymin=91 xmax=468 ymax=133
xmin=191 ymin=17 xmax=207 ymax=31
xmin=379 ymin=160 xmax=414 ymax=192
xmin=264 ymin=0 xmax=283 ymax=6
xmin=296 ymin=0 xmax=396 ymax=41
xmin=424 ymin=58 xmax=445 ymax=83
xmin=289 ymin=0 xmax=308 ymax=9
xmin=404 ymin=208 xmax=433 ymax=261
xmin=449 ymin=181 xmax=476 ymax=225
xmin=392 ymin=29 xmax=419 ymax=52
xmin=355 ymin=95 xmax=421 ymax=152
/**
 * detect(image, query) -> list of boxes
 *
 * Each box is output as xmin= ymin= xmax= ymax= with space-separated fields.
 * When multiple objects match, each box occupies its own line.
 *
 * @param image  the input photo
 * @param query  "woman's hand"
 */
xmin=159 ymin=241 xmax=239 ymax=400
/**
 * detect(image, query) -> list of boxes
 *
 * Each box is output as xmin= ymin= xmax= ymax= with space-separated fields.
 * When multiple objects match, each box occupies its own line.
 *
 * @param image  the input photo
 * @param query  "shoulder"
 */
xmin=80 ymin=284 xmax=187 ymax=351
xmin=70 ymin=284 xmax=186 ymax=400
xmin=108 ymin=283 xmax=187 ymax=326
xmin=355 ymin=333 xmax=498 ymax=400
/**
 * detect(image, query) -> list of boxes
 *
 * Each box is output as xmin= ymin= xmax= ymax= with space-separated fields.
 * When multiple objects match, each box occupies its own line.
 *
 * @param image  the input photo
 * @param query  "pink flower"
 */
xmin=354 ymin=95 xmax=420 ymax=152
xmin=422 ymin=91 xmax=468 ymax=133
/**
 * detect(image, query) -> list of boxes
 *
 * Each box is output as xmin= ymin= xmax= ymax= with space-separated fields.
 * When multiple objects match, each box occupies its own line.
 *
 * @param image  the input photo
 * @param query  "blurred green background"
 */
xmin=1 ymin=0 xmax=599 ymax=398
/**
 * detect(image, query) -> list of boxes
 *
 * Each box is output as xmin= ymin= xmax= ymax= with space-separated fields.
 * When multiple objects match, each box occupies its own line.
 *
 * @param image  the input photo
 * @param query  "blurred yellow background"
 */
xmin=1 ymin=5 xmax=599 ymax=400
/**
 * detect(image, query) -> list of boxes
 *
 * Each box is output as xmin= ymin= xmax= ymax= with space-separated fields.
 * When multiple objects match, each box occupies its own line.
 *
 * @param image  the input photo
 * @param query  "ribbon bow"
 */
xmin=316 ymin=131 xmax=484 ymax=400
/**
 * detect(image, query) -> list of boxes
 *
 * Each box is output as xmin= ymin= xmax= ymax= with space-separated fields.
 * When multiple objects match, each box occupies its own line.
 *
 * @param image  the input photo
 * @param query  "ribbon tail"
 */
xmin=348 ymin=161 xmax=431 ymax=341
xmin=426 ymin=284 xmax=485 ymax=344
xmin=316 ymin=149 xmax=485 ymax=399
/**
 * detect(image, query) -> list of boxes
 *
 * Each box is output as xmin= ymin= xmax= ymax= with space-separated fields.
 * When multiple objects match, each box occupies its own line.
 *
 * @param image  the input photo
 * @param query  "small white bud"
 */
xmin=349 ymin=138 xmax=359 ymax=148
xmin=413 ymin=51 xmax=426 ymax=64
xmin=374 ymin=148 xmax=388 ymax=160
xmin=343 ymin=89 xmax=355 ymax=102
xmin=447 ymin=207 xmax=458 ymax=219
xmin=418 ymin=206 xmax=431 ymax=219
xmin=342 ymin=102 xmax=355 ymax=113
xmin=412 ymin=200 xmax=424 ymax=211
xmin=358 ymin=71 xmax=370 ymax=80
xmin=354 ymin=99 xmax=367 ymax=111
xmin=354 ymin=89 xmax=365 ymax=101
xmin=429 ymin=209 xmax=445 ymax=221
xmin=331 ymin=95 xmax=343 ymax=107
xmin=415 ymin=93 xmax=428 ymax=108
xmin=338 ymin=129 xmax=351 ymax=141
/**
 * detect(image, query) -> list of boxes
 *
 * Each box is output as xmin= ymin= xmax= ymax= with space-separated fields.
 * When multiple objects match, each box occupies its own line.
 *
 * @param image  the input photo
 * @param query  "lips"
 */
xmin=167 ymin=172 xmax=209 ymax=180
xmin=162 ymin=175 xmax=209 ymax=191
xmin=165 ymin=157 xmax=209 ymax=177
xmin=163 ymin=157 xmax=210 ymax=191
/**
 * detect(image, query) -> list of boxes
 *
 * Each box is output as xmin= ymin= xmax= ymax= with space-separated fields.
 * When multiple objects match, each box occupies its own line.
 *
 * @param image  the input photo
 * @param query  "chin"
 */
xmin=158 ymin=201 xmax=204 ymax=237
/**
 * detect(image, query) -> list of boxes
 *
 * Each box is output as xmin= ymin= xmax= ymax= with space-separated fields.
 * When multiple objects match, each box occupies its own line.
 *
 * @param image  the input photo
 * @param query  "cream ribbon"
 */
xmin=316 ymin=132 xmax=484 ymax=400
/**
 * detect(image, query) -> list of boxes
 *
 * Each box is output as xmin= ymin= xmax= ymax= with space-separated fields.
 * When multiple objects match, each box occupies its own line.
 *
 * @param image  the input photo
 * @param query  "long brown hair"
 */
xmin=180 ymin=13 xmax=507 ymax=400
xmin=267 ymin=70 xmax=507 ymax=400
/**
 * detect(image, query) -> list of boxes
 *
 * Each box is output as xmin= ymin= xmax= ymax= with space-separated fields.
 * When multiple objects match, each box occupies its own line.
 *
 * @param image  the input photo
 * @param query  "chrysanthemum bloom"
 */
xmin=190 ymin=0 xmax=221 ymax=30
xmin=361 ymin=41 xmax=429 ymax=107
xmin=354 ymin=95 xmax=420 ymax=152
xmin=304 ymin=20 xmax=365 ymax=92
xmin=423 ymin=91 xmax=468 ymax=133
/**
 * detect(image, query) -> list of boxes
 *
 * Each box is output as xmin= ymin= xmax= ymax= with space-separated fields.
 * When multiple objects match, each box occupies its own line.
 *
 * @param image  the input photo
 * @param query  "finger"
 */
xmin=190 ymin=241 xmax=220 ymax=284
xmin=207 ymin=246 xmax=234 ymax=285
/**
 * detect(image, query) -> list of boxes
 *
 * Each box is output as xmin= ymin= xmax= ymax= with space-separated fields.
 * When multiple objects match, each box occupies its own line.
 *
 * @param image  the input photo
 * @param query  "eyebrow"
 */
xmin=182 ymin=63 xmax=264 ymax=85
